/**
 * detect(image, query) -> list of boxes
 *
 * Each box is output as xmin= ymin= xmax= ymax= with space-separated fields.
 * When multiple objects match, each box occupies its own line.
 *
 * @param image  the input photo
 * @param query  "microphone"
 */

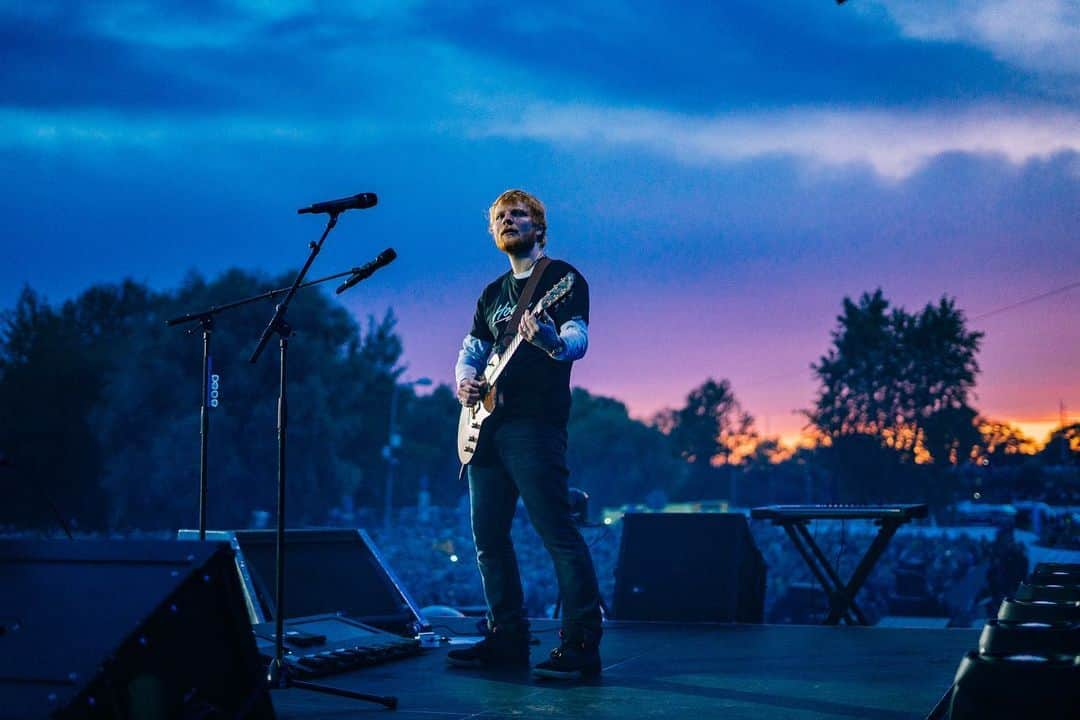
xmin=336 ymin=248 xmax=397 ymax=294
xmin=297 ymin=192 xmax=378 ymax=215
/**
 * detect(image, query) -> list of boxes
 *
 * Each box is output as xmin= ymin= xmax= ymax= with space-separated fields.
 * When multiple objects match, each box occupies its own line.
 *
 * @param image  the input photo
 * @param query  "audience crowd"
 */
xmin=366 ymin=501 xmax=1034 ymax=626
xmin=9 ymin=498 xmax=1049 ymax=627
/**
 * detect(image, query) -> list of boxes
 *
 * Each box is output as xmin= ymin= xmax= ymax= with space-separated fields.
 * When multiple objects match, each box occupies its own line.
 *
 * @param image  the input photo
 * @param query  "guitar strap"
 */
xmin=495 ymin=255 xmax=551 ymax=354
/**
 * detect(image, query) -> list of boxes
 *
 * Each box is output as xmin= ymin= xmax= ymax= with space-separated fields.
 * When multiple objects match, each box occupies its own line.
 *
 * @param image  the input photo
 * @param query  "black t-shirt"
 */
xmin=469 ymin=258 xmax=589 ymax=426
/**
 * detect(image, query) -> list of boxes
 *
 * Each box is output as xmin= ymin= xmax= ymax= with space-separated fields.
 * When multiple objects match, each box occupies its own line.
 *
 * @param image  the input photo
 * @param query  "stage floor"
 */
xmin=271 ymin=618 xmax=977 ymax=719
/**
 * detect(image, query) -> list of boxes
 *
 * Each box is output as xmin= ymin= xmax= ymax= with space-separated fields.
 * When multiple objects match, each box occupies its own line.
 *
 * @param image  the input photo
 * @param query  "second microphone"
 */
xmin=337 ymin=248 xmax=397 ymax=294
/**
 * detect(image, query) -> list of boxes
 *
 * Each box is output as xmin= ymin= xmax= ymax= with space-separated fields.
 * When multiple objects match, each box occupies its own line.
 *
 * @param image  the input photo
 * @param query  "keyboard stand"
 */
xmin=753 ymin=508 xmax=923 ymax=625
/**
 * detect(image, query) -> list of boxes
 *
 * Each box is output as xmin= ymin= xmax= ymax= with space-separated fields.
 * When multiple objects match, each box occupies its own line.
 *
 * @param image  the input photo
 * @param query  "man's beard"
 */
xmin=495 ymin=231 xmax=536 ymax=255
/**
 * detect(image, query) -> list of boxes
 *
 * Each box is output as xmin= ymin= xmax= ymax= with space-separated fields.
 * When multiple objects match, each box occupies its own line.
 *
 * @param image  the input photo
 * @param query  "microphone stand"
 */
xmin=167 ymin=260 xmax=378 ymax=541
xmin=248 ymin=213 xmax=398 ymax=710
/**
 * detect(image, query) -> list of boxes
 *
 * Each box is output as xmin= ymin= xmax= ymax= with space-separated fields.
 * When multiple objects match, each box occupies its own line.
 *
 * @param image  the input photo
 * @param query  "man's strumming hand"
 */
xmin=458 ymin=378 xmax=486 ymax=407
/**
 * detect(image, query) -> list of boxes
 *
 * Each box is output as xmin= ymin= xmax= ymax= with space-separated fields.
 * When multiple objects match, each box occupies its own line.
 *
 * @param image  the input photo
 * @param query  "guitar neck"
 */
xmin=485 ymin=307 xmax=538 ymax=386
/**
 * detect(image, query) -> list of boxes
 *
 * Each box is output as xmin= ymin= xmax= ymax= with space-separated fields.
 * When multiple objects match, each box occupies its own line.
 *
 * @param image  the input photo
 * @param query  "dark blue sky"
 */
xmin=3 ymin=0 xmax=1077 ymax=444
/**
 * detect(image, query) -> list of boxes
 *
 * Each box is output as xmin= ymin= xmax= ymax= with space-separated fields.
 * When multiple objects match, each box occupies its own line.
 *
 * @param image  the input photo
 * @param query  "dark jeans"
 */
xmin=467 ymin=416 xmax=602 ymax=641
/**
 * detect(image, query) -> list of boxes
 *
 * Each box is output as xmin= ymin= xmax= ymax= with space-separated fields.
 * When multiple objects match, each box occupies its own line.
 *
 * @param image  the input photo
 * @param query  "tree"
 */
xmin=806 ymin=290 xmax=982 ymax=504
xmin=566 ymin=388 xmax=683 ymax=514
xmin=738 ymin=443 xmax=825 ymax=506
xmin=0 ymin=271 xmax=409 ymax=532
xmin=808 ymin=290 xmax=982 ymax=465
xmin=655 ymin=378 xmax=755 ymax=500
xmin=900 ymin=297 xmax=984 ymax=464
xmin=0 ymin=283 xmax=153 ymax=530
xmin=395 ymin=384 xmax=466 ymax=508
xmin=92 ymin=271 xmax=405 ymax=529
xmin=809 ymin=290 xmax=898 ymax=442
xmin=976 ymin=420 xmax=1038 ymax=464
xmin=1039 ymin=422 xmax=1080 ymax=466
xmin=922 ymin=405 xmax=981 ymax=467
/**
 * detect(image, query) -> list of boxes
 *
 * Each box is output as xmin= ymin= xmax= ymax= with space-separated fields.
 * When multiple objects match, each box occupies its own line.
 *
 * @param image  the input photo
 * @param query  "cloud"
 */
xmin=6 ymin=97 xmax=1078 ymax=185
xmin=2 ymin=0 xmax=1076 ymax=182
xmin=0 ymin=0 xmax=438 ymax=113
xmin=0 ymin=108 xmax=390 ymax=153
xmin=421 ymin=0 xmax=1033 ymax=110
xmin=477 ymin=102 xmax=1080 ymax=179
xmin=0 ymin=10 xmax=239 ymax=112
xmin=2 ymin=0 xmax=1044 ymax=119
xmin=871 ymin=0 xmax=1080 ymax=76
xmin=81 ymin=0 xmax=427 ymax=49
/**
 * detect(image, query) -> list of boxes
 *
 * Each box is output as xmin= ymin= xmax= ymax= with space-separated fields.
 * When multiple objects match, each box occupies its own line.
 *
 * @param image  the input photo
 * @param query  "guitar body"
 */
xmin=457 ymin=380 xmax=497 ymax=465
xmin=455 ymin=272 xmax=576 ymax=467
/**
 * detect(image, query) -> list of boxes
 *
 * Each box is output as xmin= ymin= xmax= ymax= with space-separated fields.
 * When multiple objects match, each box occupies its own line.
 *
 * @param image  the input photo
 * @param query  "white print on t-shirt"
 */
xmin=490 ymin=300 xmax=515 ymax=329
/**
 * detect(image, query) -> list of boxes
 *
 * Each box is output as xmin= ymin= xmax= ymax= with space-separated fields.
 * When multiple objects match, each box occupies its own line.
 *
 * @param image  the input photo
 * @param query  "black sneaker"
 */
xmin=532 ymin=630 xmax=602 ymax=680
xmin=446 ymin=625 xmax=530 ymax=669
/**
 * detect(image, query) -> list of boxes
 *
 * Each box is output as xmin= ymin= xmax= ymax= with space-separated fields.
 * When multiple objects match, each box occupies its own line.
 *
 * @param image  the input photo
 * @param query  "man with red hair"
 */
xmin=448 ymin=189 xmax=602 ymax=680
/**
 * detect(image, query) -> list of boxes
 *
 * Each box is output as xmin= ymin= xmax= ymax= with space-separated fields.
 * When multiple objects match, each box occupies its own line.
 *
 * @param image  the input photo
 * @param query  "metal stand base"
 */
xmin=267 ymin=658 xmax=397 ymax=709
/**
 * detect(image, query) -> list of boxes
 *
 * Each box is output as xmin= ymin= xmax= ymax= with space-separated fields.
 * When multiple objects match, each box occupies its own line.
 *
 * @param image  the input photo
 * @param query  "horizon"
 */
xmin=8 ymin=263 xmax=1070 ymax=454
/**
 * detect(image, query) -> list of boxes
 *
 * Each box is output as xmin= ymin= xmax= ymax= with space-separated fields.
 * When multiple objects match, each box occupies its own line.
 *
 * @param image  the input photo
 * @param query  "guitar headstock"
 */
xmin=535 ymin=272 xmax=576 ymax=315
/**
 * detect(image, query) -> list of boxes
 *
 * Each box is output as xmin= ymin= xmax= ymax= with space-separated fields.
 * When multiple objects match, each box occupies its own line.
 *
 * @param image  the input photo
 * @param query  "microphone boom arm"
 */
xmin=249 ymin=213 xmax=339 ymax=363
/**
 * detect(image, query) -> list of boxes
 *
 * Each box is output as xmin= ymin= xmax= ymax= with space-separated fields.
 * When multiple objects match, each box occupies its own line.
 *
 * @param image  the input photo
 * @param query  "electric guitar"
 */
xmin=457 ymin=272 xmax=576 ymax=465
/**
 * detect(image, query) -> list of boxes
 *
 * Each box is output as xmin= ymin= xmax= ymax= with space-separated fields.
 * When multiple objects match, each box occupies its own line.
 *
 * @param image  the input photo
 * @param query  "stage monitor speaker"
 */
xmin=613 ymin=512 xmax=765 ymax=623
xmin=0 ymin=538 xmax=273 ymax=720
xmin=179 ymin=528 xmax=426 ymax=637
xmin=948 ymin=650 xmax=1080 ymax=719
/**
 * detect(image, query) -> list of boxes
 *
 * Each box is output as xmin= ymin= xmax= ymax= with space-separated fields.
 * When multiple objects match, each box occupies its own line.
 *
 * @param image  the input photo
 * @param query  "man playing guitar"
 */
xmin=448 ymin=189 xmax=603 ymax=680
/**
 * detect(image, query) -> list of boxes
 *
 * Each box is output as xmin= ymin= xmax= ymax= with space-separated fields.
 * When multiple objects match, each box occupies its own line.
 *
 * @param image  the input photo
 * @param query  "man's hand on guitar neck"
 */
xmin=457 ymin=377 xmax=487 ymax=407
xmin=519 ymin=310 xmax=564 ymax=357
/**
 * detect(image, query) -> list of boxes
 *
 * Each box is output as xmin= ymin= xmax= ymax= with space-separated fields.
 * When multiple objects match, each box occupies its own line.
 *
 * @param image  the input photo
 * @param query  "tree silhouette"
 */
xmin=0 ymin=282 xmax=154 ymax=530
xmin=1040 ymin=422 xmax=1080 ymax=466
xmin=0 ymin=272 xmax=408 ymax=531
xmin=655 ymin=378 xmax=755 ymax=500
xmin=806 ymin=290 xmax=982 ymax=502
xmin=809 ymin=290 xmax=982 ymax=464
xmin=566 ymin=388 xmax=682 ymax=514
xmin=976 ymin=420 xmax=1038 ymax=464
